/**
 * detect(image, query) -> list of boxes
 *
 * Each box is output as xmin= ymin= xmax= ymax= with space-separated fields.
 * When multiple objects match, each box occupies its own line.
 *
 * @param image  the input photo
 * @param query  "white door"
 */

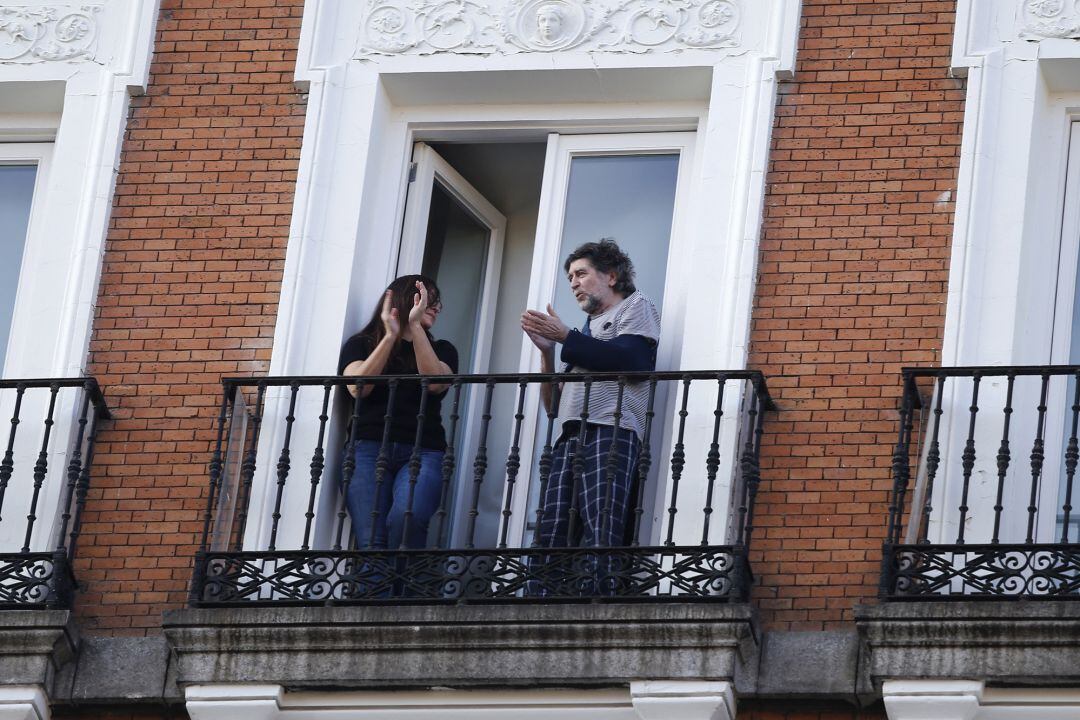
xmin=398 ymin=142 xmax=507 ymax=546
xmin=503 ymin=131 xmax=696 ymax=549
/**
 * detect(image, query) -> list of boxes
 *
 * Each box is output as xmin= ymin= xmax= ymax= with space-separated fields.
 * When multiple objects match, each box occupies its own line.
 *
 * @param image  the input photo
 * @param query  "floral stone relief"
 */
xmin=1021 ymin=0 xmax=1080 ymax=39
xmin=356 ymin=0 xmax=742 ymax=56
xmin=0 ymin=4 xmax=100 ymax=63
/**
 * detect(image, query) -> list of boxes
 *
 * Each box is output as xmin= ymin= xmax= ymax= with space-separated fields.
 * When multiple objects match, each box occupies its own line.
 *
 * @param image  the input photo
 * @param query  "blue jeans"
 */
xmin=346 ymin=439 xmax=445 ymax=550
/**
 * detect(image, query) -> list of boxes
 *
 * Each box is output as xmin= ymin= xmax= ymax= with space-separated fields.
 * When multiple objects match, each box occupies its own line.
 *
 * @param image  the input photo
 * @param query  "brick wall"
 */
xmin=75 ymin=0 xmax=306 ymax=634
xmin=748 ymin=0 xmax=963 ymax=630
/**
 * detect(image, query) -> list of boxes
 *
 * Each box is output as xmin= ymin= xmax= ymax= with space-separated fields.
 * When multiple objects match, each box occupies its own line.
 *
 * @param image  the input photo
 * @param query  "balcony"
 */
xmin=859 ymin=366 xmax=1080 ymax=692
xmin=880 ymin=366 xmax=1080 ymax=600
xmin=188 ymin=370 xmax=772 ymax=606
xmin=0 ymin=378 xmax=110 ymax=609
xmin=167 ymin=370 xmax=771 ymax=692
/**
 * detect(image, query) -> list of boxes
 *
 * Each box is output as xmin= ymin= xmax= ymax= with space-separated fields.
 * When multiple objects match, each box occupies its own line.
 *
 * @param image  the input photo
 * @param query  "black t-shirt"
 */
xmin=338 ymin=333 xmax=459 ymax=451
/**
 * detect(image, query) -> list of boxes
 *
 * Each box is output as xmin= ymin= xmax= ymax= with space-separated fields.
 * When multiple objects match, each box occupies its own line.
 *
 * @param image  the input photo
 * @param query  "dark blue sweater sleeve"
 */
xmin=560 ymin=330 xmax=656 ymax=372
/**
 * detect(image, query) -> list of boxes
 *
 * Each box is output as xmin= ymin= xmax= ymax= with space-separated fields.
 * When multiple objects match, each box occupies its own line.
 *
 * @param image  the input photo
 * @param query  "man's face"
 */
xmin=567 ymin=258 xmax=617 ymax=315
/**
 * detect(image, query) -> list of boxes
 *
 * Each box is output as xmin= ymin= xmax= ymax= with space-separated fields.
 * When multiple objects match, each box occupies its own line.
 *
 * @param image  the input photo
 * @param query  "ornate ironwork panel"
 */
xmin=192 ymin=546 xmax=748 ymax=605
xmin=884 ymin=543 xmax=1080 ymax=599
xmin=0 ymin=552 xmax=73 ymax=608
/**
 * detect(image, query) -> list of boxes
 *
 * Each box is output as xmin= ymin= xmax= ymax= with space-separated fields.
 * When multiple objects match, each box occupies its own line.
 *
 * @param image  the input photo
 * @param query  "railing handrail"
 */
xmin=903 ymin=364 xmax=1080 ymax=378
xmin=0 ymin=377 xmax=111 ymax=420
xmin=221 ymin=370 xmax=775 ymax=410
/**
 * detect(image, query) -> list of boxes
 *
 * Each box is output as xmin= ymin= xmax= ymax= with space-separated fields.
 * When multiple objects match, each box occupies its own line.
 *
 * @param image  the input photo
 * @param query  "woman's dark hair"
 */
xmin=563 ymin=238 xmax=636 ymax=296
xmin=353 ymin=274 xmax=441 ymax=367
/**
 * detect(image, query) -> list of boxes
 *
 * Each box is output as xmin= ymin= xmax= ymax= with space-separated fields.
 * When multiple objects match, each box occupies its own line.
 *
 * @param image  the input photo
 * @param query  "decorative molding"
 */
xmin=356 ymin=0 xmax=741 ymax=56
xmin=0 ymin=5 xmax=100 ymax=63
xmin=1020 ymin=0 xmax=1080 ymax=40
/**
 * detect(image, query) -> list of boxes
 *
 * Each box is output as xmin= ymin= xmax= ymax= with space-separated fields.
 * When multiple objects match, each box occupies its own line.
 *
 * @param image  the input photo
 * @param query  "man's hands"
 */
xmin=380 ymin=290 xmax=400 ymax=338
xmin=521 ymin=304 xmax=570 ymax=353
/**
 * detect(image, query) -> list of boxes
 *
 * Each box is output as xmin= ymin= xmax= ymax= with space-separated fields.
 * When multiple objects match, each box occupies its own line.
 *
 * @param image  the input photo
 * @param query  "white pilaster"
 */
xmin=630 ymin=681 xmax=735 ymax=720
xmin=883 ymin=680 xmax=984 ymax=720
xmin=0 ymin=686 xmax=49 ymax=720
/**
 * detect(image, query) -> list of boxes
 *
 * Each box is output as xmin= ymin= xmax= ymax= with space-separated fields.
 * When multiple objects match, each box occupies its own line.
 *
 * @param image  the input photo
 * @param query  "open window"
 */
xmin=387 ymin=131 xmax=694 ymax=549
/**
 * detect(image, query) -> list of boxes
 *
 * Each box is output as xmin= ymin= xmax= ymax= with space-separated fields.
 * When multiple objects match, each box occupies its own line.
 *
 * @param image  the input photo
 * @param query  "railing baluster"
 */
xmin=894 ymin=377 xmax=918 ymax=545
xmin=531 ymin=382 xmax=563 ymax=548
xmin=0 ymin=385 xmax=25 ymax=530
xmin=399 ymin=380 xmax=430 ymax=549
xmin=918 ymin=375 xmax=946 ymax=544
xmin=701 ymin=374 xmax=727 ymax=545
xmin=886 ymin=374 xmax=916 ymax=547
xmin=67 ymin=407 xmax=100 ymax=561
xmin=55 ymin=387 xmax=92 ymax=553
xmin=742 ymin=385 xmax=766 ymax=551
xmin=335 ymin=382 xmax=366 ymax=551
xmin=433 ymin=380 xmax=463 ymax=549
xmin=22 ymin=384 xmax=60 ymax=553
xmin=369 ymin=379 xmax=398 ymax=549
xmin=233 ymin=382 xmax=267 ymax=553
xmin=199 ymin=385 xmax=234 ymax=553
xmin=498 ymin=380 xmax=528 ymax=549
xmin=301 ymin=382 xmax=333 ymax=551
xmin=1026 ymin=371 xmax=1050 ymax=544
xmin=991 ymin=373 xmax=1016 ymax=544
xmin=1063 ymin=371 xmax=1080 ymax=543
xmin=664 ymin=376 xmax=691 ymax=547
xmin=464 ymin=380 xmax=495 ymax=549
xmin=598 ymin=379 xmax=626 ymax=547
xmin=565 ymin=378 xmax=593 ymax=546
xmin=268 ymin=382 xmax=300 ymax=552
xmin=630 ymin=379 xmax=657 ymax=547
xmin=955 ymin=374 xmax=981 ymax=545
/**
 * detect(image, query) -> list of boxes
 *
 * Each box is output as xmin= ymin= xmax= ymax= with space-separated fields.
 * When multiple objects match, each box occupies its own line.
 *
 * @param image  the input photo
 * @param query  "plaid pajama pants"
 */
xmin=535 ymin=422 xmax=641 ymax=548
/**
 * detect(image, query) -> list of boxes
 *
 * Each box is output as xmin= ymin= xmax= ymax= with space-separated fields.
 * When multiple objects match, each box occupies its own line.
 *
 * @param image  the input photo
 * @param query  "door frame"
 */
xmin=503 ymin=131 xmax=700 ymax=548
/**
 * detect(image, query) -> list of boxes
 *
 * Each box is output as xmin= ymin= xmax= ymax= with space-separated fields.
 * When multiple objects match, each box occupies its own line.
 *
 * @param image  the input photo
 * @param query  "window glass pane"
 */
xmin=523 ymin=152 xmax=681 ymax=542
xmin=550 ymin=153 xmax=679 ymax=325
xmin=421 ymin=180 xmax=490 ymax=374
xmin=0 ymin=164 xmax=35 ymax=371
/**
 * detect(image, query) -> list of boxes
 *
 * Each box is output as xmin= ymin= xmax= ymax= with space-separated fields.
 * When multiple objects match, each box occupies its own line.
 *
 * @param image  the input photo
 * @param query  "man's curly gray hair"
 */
xmin=563 ymin=238 xmax=637 ymax=296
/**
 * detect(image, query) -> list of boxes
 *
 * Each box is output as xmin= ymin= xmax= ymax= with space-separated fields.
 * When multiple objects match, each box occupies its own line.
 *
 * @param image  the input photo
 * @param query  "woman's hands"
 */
xmin=408 ymin=280 xmax=430 ymax=328
xmin=380 ymin=290 xmax=401 ymax=339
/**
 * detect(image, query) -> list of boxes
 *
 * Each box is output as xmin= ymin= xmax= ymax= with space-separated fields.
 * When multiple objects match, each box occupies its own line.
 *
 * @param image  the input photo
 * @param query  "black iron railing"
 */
xmin=190 ymin=370 xmax=772 ymax=606
xmin=0 ymin=378 xmax=110 ymax=608
xmin=883 ymin=366 xmax=1080 ymax=599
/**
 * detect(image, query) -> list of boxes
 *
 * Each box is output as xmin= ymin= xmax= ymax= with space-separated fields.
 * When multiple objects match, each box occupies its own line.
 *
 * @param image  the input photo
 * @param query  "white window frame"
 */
xmin=0 ymin=1 xmax=159 ymax=554
xmin=246 ymin=0 xmax=803 ymax=552
xmin=925 ymin=1 xmax=1080 ymax=544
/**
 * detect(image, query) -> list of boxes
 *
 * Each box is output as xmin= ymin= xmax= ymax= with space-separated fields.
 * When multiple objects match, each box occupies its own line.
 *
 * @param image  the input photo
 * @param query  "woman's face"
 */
xmin=418 ymin=292 xmax=441 ymax=330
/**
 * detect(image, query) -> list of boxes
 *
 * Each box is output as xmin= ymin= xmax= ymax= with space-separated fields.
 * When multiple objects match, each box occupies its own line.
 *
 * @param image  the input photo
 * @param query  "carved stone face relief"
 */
xmin=1022 ymin=0 xmax=1080 ymax=39
xmin=357 ymin=0 xmax=742 ymax=57
xmin=0 ymin=4 xmax=99 ymax=63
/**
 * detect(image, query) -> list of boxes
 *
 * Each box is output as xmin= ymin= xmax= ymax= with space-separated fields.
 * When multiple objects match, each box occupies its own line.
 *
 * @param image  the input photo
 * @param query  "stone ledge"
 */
xmin=855 ymin=601 xmax=1080 ymax=688
xmin=0 ymin=610 xmax=78 ymax=690
xmin=164 ymin=603 xmax=756 ymax=690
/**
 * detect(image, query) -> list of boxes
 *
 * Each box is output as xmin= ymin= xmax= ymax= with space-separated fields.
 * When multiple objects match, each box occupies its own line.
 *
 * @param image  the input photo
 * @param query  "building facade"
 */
xmin=1 ymin=0 xmax=1079 ymax=718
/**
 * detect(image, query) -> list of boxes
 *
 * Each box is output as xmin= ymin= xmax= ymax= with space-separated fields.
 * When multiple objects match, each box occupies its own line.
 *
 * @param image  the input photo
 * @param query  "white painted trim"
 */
xmin=186 ymin=682 xmax=741 ymax=720
xmin=0 ymin=686 xmax=48 ymax=720
xmin=630 ymin=681 xmax=735 ymax=720
xmin=884 ymin=681 xmax=1080 ymax=720
xmin=884 ymin=680 xmax=983 ymax=720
